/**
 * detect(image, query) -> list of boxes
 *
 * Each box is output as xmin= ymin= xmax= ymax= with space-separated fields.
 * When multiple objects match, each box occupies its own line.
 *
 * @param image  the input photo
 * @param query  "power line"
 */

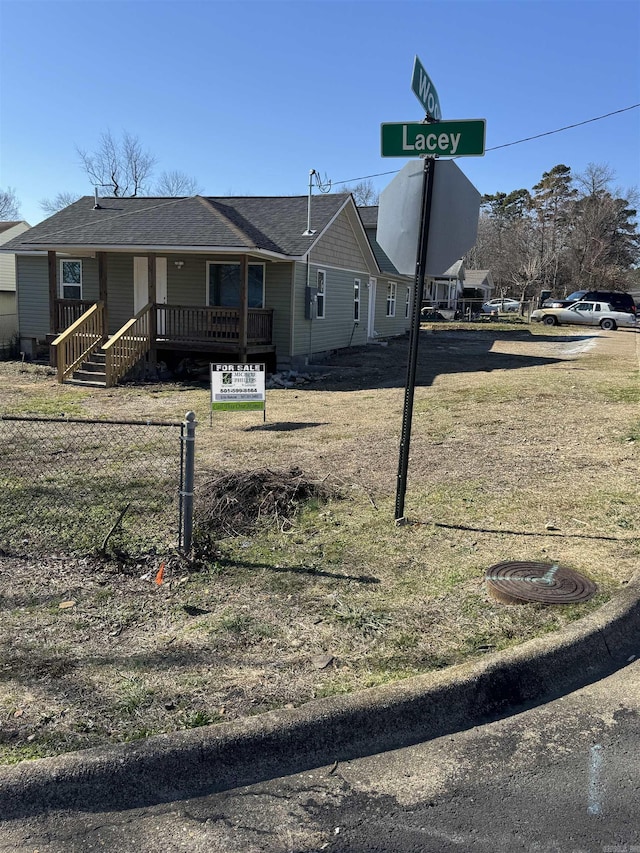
xmin=486 ymin=103 xmax=640 ymax=152
xmin=332 ymin=103 xmax=640 ymax=188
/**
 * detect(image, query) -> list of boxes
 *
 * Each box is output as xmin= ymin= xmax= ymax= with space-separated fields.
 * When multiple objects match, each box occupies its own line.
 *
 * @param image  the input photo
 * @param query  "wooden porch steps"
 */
xmin=66 ymin=351 xmax=108 ymax=387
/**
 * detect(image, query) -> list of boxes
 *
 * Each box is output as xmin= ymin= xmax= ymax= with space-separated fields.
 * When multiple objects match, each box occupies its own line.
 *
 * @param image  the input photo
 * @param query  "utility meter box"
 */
xmin=305 ymin=285 xmax=317 ymax=319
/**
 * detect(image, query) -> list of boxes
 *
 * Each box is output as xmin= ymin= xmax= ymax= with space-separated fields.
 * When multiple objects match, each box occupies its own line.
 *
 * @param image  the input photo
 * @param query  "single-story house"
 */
xmin=0 ymin=220 xmax=31 ymax=349
xmin=427 ymin=259 xmax=466 ymax=312
xmin=2 ymin=194 xmax=413 ymax=386
xmin=425 ymin=263 xmax=495 ymax=317
xmin=461 ymin=269 xmax=495 ymax=312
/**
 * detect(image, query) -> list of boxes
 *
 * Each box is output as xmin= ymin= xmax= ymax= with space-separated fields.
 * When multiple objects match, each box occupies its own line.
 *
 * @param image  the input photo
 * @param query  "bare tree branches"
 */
xmin=341 ymin=179 xmax=379 ymax=206
xmin=154 ymin=170 xmax=201 ymax=197
xmin=40 ymin=192 xmax=82 ymax=216
xmin=73 ymin=130 xmax=202 ymax=200
xmin=0 ymin=187 xmax=21 ymax=220
xmin=77 ymin=130 xmax=156 ymax=197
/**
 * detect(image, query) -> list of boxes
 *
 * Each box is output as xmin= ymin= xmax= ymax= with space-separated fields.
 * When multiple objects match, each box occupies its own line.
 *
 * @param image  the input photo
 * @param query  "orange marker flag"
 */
xmin=155 ymin=562 xmax=165 ymax=585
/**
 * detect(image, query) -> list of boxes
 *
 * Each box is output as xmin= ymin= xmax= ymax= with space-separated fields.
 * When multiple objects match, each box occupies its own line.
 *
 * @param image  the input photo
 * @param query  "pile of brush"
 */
xmin=194 ymin=466 xmax=337 ymax=540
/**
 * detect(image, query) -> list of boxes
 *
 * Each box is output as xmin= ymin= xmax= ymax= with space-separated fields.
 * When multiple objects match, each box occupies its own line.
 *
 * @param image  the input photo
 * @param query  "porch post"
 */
xmin=47 ymin=251 xmax=58 ymax=366
xmin=98 ymin=252 xmax=108 ymax=340
xmin=239 ymin=255 xmax=248 ymax=361
xmin=47 ymin=251 xmax=58 ymax=334
xmin=147 ymin=253 xmax=157 ymax=372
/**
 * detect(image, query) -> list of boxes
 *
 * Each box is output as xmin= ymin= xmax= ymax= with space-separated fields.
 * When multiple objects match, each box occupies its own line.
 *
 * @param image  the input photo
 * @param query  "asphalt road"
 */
xmin=2 ymin=659 xmax=638 ymax=853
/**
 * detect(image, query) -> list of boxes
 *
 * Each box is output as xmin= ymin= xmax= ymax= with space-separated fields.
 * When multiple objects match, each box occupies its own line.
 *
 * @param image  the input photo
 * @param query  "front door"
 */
xmin=134 ymin=257 xmax=167 ymax=333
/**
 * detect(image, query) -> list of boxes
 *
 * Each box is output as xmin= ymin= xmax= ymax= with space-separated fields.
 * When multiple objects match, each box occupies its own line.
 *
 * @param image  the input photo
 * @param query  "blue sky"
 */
xmin=1 ymin=0 xmax=639 ymax=226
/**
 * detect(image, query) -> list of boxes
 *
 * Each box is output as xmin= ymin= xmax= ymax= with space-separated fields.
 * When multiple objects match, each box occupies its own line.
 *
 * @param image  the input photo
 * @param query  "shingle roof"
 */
xmin=354 ymin=205 xmax=409 ymax=278
xmin=434 ymin=259 xmax=465 ymax=279
xmin=1 ymin=194 xmax=353 ymax=257
xmin=357 ymin=206 xmax=379 ymax=228
xmin=463 ymin=269 xmax=493 ymax=288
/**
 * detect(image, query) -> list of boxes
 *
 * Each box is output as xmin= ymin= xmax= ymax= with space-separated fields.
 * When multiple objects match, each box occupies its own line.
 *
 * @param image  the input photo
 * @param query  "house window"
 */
xmin=354 ymin=279 xmax=360 ymax=322
xmin=316 ymin=270 xmax=326 ymax=319
xmin=386 ymin=282 xmax=396 ymax=317
xmin=60 ymin=259 xmax=82 ymax=300
xmin=207 ymin=262 xmax=264 ymax=308
xmin=405 ymin=287 xmax=411 ymax=318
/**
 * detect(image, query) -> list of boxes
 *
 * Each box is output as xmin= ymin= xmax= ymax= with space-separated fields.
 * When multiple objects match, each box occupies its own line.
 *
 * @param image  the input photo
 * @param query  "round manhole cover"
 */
xmin=485 ymin=561 xmax=597 ymax=605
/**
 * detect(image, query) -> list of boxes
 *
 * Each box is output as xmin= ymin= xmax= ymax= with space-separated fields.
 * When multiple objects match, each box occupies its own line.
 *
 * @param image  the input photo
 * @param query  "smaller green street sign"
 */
xmin=381 ymin=120 xmax=486 ymax=158
xmin=411 ymin=56 xmax=442 ymax=120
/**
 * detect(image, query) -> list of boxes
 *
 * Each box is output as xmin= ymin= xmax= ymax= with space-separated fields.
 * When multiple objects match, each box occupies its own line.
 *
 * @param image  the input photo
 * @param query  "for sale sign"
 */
xmin=210 ymin=363 xmax=266 ymax=412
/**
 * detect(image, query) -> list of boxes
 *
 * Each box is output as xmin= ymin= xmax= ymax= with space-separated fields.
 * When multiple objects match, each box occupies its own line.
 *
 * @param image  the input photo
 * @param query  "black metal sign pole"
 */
xmin=394 ymin=155 xmax=436 ymax=522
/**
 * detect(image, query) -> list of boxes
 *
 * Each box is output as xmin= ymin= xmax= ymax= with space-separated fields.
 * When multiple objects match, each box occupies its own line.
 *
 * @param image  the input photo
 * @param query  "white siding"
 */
xmin=0 ymin=291 xmax=17 ymax=345
xmin=0 ymin=222 xmax=30 ymax=293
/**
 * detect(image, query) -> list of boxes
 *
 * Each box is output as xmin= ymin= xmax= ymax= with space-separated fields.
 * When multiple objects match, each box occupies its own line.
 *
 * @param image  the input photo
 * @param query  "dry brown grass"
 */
xmin=0 ymin=320 xmax=638 ymax=763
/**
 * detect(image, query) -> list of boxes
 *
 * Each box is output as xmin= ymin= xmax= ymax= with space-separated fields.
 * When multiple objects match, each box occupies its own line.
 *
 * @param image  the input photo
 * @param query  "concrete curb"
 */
xmin=1 ymin=573 xmax=638 ymax=820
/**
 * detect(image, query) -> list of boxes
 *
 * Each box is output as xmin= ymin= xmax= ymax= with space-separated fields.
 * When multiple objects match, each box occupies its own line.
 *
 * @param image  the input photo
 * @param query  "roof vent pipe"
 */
xmin=93 ymin=187 xmax=101 ymax=210
xmin=303 ymin=170 xmax=317 ymax=237
xmin=302 ymin=169 xmax=332 ymax=236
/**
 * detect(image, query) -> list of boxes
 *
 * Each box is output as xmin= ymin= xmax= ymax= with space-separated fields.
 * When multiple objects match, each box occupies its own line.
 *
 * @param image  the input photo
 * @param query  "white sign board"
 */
xmin=210 ymin=363 xmax=266 ymax=412
xmin=377 ymin=159 xmax=481 ymax=277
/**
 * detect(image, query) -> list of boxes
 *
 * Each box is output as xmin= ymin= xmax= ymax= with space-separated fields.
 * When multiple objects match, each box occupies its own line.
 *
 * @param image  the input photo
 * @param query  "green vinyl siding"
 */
xmin=291 ymin=262 xmax=370 ymax=358
xmin=15 ymin=255 xmax=95 ymax=339
xmin=105 ymin=254 xmax=134 ymax=330
xmin=310 ymin=209 xmax=370 ymax=271
xmin=371 ymin=278 xmax=412 ymax=338
xmin=265 ymin=261 xmax=294 ymax=359
xmin=16 ymin=256 xmax=51 ymax=338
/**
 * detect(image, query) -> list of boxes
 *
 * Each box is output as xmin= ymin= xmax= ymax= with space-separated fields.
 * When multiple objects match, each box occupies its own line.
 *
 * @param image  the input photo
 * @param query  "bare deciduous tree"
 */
xmin=567 ymin=163 xmax=640 ymax=289
xmin=77 ymin=130 xmax=156 ymax=197
xmin=154 ymin=170 xmax=201 ymax=197
xmin=340 ymin=179 xmax=379 ymax=206
xmin=40 ymin=191 xmax=83 ymax=216
xmin=0 ymin=187 xmax=21 ymax=219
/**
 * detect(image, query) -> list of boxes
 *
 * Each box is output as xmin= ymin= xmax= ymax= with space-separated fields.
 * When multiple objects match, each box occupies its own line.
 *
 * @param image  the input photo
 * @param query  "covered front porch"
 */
xmin=48 ymin=251 xmax=275 ymax=387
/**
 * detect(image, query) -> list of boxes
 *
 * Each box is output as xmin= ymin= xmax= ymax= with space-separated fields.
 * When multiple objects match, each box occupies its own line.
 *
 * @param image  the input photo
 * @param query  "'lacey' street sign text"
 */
xmin=380 ymin=119 xmax=486 ymax=158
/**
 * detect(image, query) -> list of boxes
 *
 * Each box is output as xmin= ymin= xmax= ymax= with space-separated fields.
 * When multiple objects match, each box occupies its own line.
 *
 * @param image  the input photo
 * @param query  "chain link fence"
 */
xmin=0 ymin=414 xmax=193 ymax=557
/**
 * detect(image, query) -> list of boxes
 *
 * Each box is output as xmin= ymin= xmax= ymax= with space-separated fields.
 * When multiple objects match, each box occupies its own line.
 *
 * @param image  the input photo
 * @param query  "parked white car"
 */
xmin=530 ymin=300 xmax=637 ymax=331
xmin=481 ymin=298 xmax=520 ymax=314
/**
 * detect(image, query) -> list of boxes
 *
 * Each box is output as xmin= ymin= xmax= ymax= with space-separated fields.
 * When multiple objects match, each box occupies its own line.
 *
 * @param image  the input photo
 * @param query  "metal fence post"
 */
xmin=181 ymin=411 xmax=197 ymax=553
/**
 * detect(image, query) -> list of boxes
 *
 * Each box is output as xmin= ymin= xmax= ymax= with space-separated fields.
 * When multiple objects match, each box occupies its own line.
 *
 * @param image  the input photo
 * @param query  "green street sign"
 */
xmin=381 ymin=120 xmax=486 ymax=158
xmin=411 ymin=56 xmax=442 ymax=120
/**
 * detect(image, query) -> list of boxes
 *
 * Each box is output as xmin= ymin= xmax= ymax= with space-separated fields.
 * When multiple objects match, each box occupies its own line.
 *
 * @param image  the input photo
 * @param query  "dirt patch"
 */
xmin=0 ymin=322 xmax=638 ymax=763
